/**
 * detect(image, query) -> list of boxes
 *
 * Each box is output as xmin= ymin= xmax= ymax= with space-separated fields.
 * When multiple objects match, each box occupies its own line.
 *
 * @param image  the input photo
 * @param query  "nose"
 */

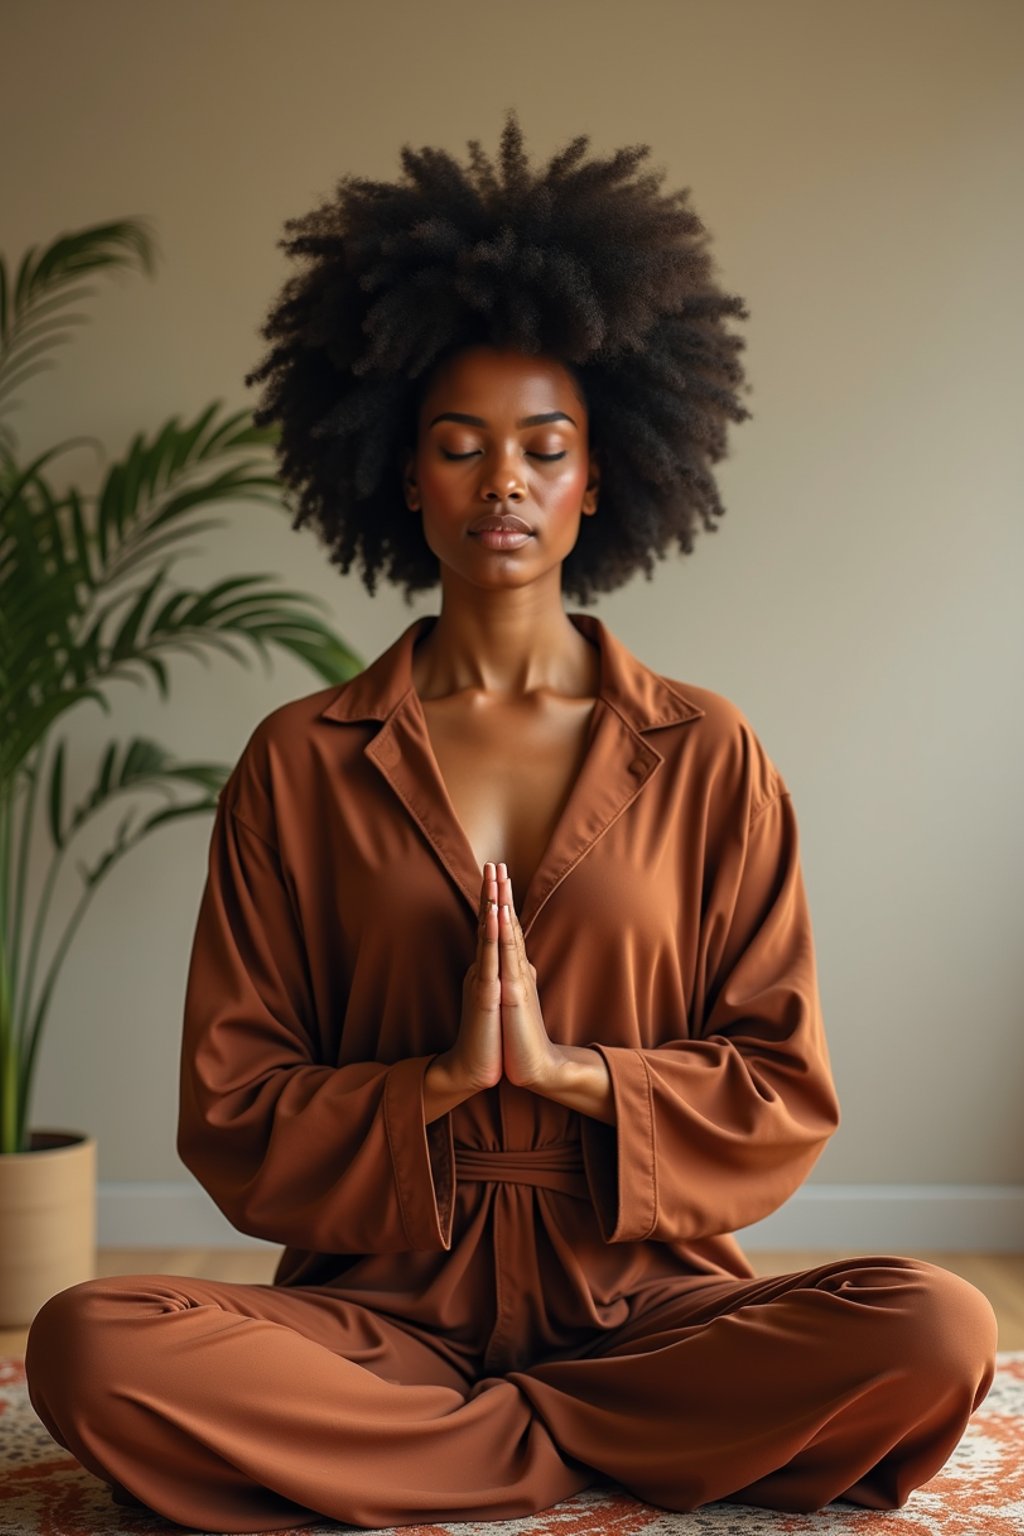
xmin=479 ymin=447 xmax=527 ymax=502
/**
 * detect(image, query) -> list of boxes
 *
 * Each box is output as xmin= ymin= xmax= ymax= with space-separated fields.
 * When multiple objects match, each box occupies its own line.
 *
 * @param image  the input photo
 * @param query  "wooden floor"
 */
xmin=4 ymin=1249 xmax=1022 ymax=1355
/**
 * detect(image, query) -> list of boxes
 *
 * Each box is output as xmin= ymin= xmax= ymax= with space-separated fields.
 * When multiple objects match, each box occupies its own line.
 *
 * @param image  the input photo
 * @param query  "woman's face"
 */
xmin=402 ymin=344 xmax=600 ymax=590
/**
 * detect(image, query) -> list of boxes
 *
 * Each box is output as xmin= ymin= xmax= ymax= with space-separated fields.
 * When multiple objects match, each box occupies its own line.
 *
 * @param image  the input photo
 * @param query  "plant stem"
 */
xmin=8 ymin=746 xmax=41 ymax=1011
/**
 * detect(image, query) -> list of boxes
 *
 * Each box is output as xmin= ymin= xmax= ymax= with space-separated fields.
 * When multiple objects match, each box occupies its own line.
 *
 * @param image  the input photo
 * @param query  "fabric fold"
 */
xmin=178 ymin=799 xmax=455 ymax=1253
xmin=579 ymin=787 xmax=840 ymax=1245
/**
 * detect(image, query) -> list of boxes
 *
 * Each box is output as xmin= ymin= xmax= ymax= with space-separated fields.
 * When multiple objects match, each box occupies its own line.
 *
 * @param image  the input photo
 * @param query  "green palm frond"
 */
xmin=46 ymin=734 xmax=227 ymax=853
xmin=0 ymin=405 xmax=362 ymax=784
xmin=0 ymin=220 xmax=158 ymax=455
xmin=9 ymin=735 xmax=232 ymax=1150
xmin=0 ymin=215 xmax=367 ymax=1153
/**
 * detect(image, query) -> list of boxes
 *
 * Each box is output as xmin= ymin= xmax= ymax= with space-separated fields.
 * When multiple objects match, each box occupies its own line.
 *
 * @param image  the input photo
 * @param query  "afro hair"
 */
xmin=244 ymin=107 xmax=753 ymax=606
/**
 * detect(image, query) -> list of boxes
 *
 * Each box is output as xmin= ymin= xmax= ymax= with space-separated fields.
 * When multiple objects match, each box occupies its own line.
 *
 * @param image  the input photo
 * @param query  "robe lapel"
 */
xmin=365 ymin=693 xmax=487 ymax=921
xmin=505 ymin=699 xmax=662 ymax=936
xmin=320 ymin=612 xmax=706 ymax=936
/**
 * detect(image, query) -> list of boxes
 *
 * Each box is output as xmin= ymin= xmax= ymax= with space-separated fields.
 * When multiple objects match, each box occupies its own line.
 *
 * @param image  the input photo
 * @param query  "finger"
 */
xmin=480 ymin=869 xmax=499 ymax=983
xmin=481 ymin=894 xmax=499 ymax=983
xmin=505 ymin=873 xmax=525 ymax=946
xmin=498 ymin=872 xmax=520 ymax=974
xmin=478 ymin=866 xmax=492 ymax=924
xmin=509 ymin=887 xmax=535 ymax=986
xmin=479 ymin=861 xmax=498 ymax=925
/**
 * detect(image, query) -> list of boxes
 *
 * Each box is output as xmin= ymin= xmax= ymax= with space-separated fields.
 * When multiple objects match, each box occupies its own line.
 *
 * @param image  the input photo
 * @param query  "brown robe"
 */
xmin=177 ymin=610 xmax=841 ymax=1361
xmin=23 ymin=612 xmax=998 ymax=1528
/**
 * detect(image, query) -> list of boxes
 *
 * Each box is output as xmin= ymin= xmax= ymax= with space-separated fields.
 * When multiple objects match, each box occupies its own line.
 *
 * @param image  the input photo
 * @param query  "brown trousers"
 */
xmin=24 ymin=1254 xmax=997 ymax=1532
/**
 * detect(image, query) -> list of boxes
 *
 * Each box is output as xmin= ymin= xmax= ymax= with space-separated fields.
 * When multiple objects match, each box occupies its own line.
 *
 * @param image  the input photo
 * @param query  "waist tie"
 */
xmin=454 ymin=1142 xmax=590 ymax=1201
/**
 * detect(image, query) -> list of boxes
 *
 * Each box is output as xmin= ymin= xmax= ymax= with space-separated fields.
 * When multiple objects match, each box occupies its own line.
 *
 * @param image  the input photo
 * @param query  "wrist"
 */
xmin=423 ymin=1053 xmax=481 ymax=1122
xmin=525 ymin=1043 xmax=569 ymax=1094
xmin=431 ymin=1050 xmax=495 ymax=1095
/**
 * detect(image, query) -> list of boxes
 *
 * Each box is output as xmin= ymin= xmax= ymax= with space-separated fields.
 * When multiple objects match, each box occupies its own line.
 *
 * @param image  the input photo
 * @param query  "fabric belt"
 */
xmin=454 ymin=1142 xmax=590 ymax=1201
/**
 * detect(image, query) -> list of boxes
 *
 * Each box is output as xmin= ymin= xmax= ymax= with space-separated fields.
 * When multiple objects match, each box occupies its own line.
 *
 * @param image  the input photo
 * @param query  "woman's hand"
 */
xmin=492 ymin=860 xmax=564 ymax=1091
xmin=442 ymin=861 xmax=563 ymax=1094
xmin=438 ymin=864 xmax=504 ymax=1092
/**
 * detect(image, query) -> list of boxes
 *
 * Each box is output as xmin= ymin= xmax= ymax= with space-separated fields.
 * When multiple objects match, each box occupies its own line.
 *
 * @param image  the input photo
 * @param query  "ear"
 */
xmin=581 ymin=448 xmax=600 ymax=517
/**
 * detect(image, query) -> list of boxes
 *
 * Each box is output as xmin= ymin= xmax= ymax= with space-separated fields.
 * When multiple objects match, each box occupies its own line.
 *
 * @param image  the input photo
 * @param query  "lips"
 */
xmin=469 ymin=515 xmax=533 ymax=535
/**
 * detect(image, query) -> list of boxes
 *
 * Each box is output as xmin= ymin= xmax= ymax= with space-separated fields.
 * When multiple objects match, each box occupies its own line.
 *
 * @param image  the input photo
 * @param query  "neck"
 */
xmin=411 ymin=597 xmax=599 ymax=703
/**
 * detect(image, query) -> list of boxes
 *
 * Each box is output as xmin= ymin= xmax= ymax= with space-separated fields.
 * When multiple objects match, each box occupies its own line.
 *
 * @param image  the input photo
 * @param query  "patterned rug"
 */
xmin=1 ymin=1354 xmax=1022 ymax=1536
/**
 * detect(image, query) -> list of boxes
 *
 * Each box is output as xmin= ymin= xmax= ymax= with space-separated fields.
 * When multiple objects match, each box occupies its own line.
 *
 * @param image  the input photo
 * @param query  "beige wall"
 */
xmin=4 ymin=0 xmax=1022 ymax=1241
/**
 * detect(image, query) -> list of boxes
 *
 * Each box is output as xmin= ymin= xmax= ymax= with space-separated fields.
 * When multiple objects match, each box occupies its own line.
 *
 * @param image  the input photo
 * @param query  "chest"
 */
xmin=419 ymin=695 xmax=598 ymax=907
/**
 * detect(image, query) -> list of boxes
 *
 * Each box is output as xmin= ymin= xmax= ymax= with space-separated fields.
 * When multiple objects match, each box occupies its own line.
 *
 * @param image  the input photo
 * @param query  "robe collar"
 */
xmin=317 ymin=611 xmax=704 ymax=734
xmin=317 ymin=612 xmax=705 ymax=933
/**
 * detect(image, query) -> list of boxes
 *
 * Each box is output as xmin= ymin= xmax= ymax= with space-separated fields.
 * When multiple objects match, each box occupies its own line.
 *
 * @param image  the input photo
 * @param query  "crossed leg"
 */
xmin=24 ymin=1272 xmax=596 ymax=1532
xmin=24 ymin=1255 xmax=999 ymax=1529
xmin=510 ymin=1254 xmax=1000 ymax=1514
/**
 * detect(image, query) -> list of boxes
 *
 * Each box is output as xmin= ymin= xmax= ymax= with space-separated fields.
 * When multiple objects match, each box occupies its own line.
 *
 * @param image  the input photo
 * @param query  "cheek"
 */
xmin=552 ymin=461 xmax=589 ymax=503
xmin=545 ymin=461 xmax=591 ymax=521
xmin=416 ymin=458 xmax=452 ymax=506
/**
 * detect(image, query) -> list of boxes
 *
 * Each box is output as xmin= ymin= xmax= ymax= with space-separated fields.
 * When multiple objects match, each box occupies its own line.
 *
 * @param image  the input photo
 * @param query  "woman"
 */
xmin=25 ymin=110 xmax=997 ymax=1531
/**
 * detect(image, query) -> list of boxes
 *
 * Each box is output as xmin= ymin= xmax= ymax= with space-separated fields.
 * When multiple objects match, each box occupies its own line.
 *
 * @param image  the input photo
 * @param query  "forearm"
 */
xmin=532 ymin=1045 xmax=616 ymax=1125
xmin=423 ymin=1047 xmax=616 ymax=1126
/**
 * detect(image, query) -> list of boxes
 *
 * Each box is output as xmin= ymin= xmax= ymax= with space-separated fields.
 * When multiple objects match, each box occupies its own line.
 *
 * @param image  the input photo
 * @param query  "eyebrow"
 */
xmin=427 ymin=411 xmax=577 ymax=429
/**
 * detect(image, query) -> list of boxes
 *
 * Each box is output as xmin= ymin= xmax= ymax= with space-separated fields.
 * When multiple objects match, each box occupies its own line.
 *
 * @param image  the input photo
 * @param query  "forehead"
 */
xmin=419 ymin=346 xmax=583 ymax=412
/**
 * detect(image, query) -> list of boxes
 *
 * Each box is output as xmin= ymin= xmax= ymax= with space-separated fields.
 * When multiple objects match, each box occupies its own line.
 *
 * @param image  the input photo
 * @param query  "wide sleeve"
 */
xmin=579 ymin=771 xmax=840 ymax=1246
xmin=177 ymin=786 xmax=455 ymax=1254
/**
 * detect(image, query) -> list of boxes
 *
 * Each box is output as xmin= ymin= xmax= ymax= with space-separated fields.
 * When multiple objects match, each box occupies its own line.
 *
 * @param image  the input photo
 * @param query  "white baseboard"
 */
xmin=98 ymin=1182 xmax=1024 ymax=1252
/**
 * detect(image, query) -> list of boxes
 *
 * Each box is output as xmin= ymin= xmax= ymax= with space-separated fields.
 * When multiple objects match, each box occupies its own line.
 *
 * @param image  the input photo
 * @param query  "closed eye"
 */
xmin=440 ymin=450 xmax=566 ymax=461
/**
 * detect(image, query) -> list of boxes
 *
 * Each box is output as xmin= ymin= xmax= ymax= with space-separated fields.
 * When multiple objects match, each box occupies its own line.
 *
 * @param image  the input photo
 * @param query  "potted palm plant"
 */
xmin=0 ymin=218 xmax=363 ymax=1325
